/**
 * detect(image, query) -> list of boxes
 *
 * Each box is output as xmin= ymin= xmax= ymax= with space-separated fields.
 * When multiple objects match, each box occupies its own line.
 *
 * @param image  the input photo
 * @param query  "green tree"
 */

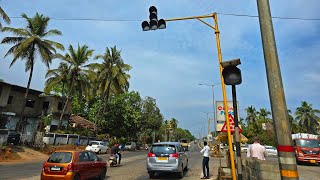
xmin=1 ymin=13 xmax=64 ymax=131
xmin=245 ymin=106 xmax=259 ymax=132
xmin=258 ymin=108 xmax=271 ymax=122
xmin=287 ymin=109 xmax=305 ymax=133
xmin=295 ymin=101 xmax=320 ymax=134
xmin=57 ymin=44 xmax=94 ymax=128
xmin=140 ymin=97 xmax=163 ymax=143
xmin=0 ymin=6 xmax=10 ymax=28
xmin=102 ymin=91 xmax=142 ymax=140
xmin=44 ymin=62 xmax=70 ymax=96
xmin=93 ymin=46 xmax=131 ymax=102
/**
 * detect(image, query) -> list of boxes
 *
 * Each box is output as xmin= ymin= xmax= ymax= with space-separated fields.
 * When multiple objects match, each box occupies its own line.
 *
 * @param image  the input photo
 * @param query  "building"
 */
xmin=0 ymin=81 xmax=71 ymax=142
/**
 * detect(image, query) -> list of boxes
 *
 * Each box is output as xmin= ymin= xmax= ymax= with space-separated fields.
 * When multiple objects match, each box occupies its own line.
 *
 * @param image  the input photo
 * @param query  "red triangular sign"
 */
xmin=220 ymin=114 xmax=242 ymax=133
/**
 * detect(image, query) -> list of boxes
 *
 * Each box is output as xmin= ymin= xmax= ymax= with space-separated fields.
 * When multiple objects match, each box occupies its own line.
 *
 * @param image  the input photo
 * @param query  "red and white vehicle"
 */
xmin=292 ymin=133 xmax=320 ymax=165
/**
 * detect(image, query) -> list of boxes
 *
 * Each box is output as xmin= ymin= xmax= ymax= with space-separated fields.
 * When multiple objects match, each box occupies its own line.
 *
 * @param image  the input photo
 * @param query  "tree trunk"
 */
xmin=17 ymin=60 xmax=34 ymax=132
xmin=59 ymin=75 xmax=75 ymax=129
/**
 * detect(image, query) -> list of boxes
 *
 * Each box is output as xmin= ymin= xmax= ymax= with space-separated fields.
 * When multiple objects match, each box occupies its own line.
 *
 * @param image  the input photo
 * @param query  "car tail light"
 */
xmin=147 ymin=152 xmax=155 ymax=157
xmin=170 ymin=153 xmax=179 ymax=158
xmin=67 ymin=163 xmax=74 ymax=172
xmin=42 ymin=162 xmax=47 ymax=171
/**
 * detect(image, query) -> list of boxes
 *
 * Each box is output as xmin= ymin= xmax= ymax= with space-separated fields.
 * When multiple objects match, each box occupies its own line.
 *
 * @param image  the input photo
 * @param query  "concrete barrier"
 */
xmin=242 ymin=157 xmax=281 ymax=180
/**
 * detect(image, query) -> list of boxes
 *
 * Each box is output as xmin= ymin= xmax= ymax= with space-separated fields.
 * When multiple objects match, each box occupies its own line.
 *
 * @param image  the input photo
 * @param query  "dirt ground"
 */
xmin=0 ymin=144 xmax=87 ymax=162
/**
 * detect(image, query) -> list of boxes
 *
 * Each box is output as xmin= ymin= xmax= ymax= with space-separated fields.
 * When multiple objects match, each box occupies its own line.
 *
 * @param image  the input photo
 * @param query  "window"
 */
xmin=43 ymin=101 xmax=49 ymax=109
xmin=79 ymin=152 xmax=90 ymax=162
xmin=47 ymin=152 xmax=72 ymax=163
xmin=58 ymin=102 xmax=63 ymax=110
xmin=7 ymin=96 xmax=13 ymax=104
xmin=25 ymin=99 xmax=35 ymax=108
xmin=151 ymin=144 xmax=177 ymax=154
xmin=88 ymin=152 xmax=99 ymax=161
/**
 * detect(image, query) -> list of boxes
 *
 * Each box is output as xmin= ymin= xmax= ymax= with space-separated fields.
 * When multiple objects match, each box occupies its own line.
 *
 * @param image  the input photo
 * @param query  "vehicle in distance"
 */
xmin=0 ymin=129 xmax=21 ymax=145
xmin=41 ymin=150 xmax=107 ymax=180
xmin=264 ymin=146 xmax=278 ymax=156
xmin=147 ymin=142 xmax=188 ymax=178
xmin=179 ymin=139 xmax=189 ymax=151
xmin=241 ymin=144 xmax=249 ymax=153
xmin=293 ymin=137 xmax=320 ymax=164
xmin=85 ymin=141 xmax=108 ymax=154
xmin=125 ymin=142 xmax=137 ymax=151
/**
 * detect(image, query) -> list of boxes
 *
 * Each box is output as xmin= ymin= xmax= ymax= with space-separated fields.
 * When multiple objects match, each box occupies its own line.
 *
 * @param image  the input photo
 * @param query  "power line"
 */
xmin=9 ymin=16 xmax=142 ymax=22
xmin=216 ymin=12 xmax=320 ymax=21
xmin=8 ymin=13 xmax=320 ymax=22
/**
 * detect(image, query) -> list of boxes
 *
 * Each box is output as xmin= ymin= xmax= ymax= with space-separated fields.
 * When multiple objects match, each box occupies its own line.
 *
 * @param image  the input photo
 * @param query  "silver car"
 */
xmin=147 ymin=142 xmax=188 ymax=178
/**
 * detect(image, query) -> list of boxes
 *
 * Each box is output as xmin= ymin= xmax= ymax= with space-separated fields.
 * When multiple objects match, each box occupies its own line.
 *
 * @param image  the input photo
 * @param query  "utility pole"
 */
xmin=256 ymin=0 xmax=299 ymax=179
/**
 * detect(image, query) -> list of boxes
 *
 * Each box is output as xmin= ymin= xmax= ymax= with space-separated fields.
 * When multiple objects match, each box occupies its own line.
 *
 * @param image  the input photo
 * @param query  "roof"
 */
xmin=70 ymin=115 xmax=97 ymax=131
xmin=0 ymin=81 xmax=43 ymax=95
xmin=152 ymin=142 xmax=181 ymax=146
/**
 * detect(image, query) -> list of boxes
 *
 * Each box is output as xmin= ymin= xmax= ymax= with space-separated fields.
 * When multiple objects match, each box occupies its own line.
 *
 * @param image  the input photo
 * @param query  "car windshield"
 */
xmin=151 ymin=145 xmax=176 ymax=154
xmin=180 ymin=140 xmax=187 ymax=143
xmin=91 ymin=142 xmax=99 ymax=145
xmin=296 ymin=139 xmax=320 ymax=148
xmin=47 ymin=152 xmax=72 ymax=163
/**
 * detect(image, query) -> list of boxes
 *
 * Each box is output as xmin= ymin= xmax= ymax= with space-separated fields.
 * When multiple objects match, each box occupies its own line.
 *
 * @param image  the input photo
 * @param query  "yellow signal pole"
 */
xmin=166 ymin=13 xmax=237 ymax=180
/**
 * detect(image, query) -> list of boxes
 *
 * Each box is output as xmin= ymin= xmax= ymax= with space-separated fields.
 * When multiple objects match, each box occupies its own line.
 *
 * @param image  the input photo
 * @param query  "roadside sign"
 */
xmin=220 ymin=114 xmax=242 ymax=133
xmin=215 ymin=101 xmax=240 ymax=132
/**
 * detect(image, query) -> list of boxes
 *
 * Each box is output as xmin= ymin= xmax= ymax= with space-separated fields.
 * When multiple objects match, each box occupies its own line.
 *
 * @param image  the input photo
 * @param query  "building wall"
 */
xmin=1 ymin=89 xmax=43 ymax=117
xmin=0 ymin=84 xmax=11 ymax=107
xmin=42 ymin=96 xmax=71 ymax=115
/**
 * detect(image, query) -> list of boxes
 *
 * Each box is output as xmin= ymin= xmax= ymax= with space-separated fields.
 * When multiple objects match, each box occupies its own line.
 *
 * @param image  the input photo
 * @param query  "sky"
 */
xmin=1 ymin=0 xmax=319 ymax=137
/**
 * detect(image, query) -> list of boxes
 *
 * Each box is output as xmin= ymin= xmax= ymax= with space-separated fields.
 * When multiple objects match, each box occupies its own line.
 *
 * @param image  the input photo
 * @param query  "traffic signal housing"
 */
xmin=221 ymin=58 xmax=242 ymax=85
xmin=142 ymin=6 xmax=166 ymax=31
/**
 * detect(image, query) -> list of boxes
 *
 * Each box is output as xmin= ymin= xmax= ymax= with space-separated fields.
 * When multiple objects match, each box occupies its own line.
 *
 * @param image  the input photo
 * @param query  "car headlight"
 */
xmin=298 ymin=152 xmax=304 ymax=157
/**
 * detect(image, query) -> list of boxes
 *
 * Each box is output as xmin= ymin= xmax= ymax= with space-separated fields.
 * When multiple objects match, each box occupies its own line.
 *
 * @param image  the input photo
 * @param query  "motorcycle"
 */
xmin=108 ymin=153 xmax=121 ymax=167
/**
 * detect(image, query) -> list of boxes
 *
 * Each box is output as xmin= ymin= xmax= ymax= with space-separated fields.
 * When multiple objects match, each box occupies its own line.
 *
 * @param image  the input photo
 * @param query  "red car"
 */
xmin=41 ymin=150 xmax=107 ymax=180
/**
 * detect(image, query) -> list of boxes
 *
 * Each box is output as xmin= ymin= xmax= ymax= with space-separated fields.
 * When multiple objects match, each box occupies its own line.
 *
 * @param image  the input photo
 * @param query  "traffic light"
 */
xmin=221 ymin=58 xmax=242 ymax=85
xmin=141 ymin=6 xmax=166 ymax=31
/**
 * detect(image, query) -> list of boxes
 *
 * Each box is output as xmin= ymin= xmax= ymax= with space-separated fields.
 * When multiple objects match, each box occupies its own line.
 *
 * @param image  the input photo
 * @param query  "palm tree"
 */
xmin=287 ymin=109 xmax=304 ymax=133
xmin=93 ymin=46 xmax=131 ymax=102
xmin=0 ymin=6 xmax=10 ymax=28
xmin=57 ymin=44 xmax=94 ymax=128
xmin=44 ymin=62 xmax=70 ymax=95
xmin=245 ymin=106 xmax=259 ymax=133
xmin=245 ymin=106 xmax=257 ymax=124
xmin=295 ymin=101 xmax=320 ymax=134
xmin=258 ymin=108 xmax=271 ymax=122
xmin=1 ymin=13 xmax=64 ymax=131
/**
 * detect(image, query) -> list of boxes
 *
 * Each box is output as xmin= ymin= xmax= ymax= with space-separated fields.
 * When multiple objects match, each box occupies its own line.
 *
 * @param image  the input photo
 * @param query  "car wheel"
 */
xmin=177 ymin=164 xmax=184 ymax=178
xmin=73 ymin=175 xmax=80 ymax=180
xmin=184 ymin=160 xmax=189 ymax=171
xmin=99 ymin=168 xmax=107 ymax=180
xmin=98 ymin=150 xmax=101 ymax=154
xmin=148 ymin=171 xmax=155 ymax=178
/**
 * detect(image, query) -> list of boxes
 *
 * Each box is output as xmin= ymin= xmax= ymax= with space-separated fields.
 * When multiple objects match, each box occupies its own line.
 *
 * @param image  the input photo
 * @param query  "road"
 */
xmin=0 ymin=144 xmax=319 ymax=180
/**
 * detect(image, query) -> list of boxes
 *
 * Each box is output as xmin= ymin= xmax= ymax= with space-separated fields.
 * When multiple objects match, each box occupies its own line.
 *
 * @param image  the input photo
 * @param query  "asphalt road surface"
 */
xmin=0 ymin=144 xmax=319 ymax=180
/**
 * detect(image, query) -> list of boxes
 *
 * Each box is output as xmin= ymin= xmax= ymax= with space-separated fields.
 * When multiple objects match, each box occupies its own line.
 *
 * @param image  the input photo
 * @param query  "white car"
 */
xmin=85 ymin=141 xmax=108 ymax=154
xmin=241 ymin=144 xmax=249 ymax=153
xmin=125 ymin=142 xmax=137 ymax=151
xmin=265 ymin=145 xmax=278 ymax=156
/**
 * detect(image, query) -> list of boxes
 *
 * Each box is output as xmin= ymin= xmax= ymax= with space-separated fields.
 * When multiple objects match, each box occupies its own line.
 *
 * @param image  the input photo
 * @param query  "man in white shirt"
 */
xmin=247 ymin=137 xmax=267 ymax=160
xmin=200 ymin=141 xmax=210 ymax=179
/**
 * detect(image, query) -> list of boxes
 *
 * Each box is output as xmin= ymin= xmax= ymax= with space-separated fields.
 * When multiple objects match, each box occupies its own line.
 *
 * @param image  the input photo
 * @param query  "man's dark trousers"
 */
xmin=202 ymin=156 xmax=209 ymax=177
